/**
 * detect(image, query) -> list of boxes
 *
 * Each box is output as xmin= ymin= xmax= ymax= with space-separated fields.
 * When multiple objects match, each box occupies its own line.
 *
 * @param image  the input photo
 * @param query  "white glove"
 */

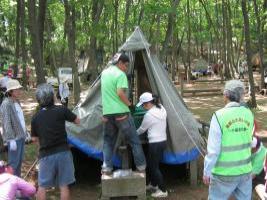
xmin=25 ymin=131 xmax=32 ymax=143
xmin=9 ymin=140 xmax=17 ymax=151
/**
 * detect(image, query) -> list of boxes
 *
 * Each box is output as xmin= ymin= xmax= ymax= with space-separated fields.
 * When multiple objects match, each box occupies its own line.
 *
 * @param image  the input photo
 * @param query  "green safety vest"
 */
xmin=212 ymin=106 xmax=254 ymax=176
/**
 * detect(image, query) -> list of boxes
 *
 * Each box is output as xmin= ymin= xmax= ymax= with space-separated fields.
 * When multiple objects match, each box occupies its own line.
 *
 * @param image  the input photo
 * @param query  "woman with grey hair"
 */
xmin=203 ymin=79 xmax=254 ymax=200
xmin=31 ymin=83 xmax=80 ymax=200
xmin=35 ymin=83 xmax=55 ymax=108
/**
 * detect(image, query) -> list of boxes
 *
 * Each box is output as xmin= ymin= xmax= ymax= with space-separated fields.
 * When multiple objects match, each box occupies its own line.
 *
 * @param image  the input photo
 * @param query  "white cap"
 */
xmin=6 ymin=79 xmax=23 ymax=92
xmin=136 ymin=92 xmax=153 ymax=107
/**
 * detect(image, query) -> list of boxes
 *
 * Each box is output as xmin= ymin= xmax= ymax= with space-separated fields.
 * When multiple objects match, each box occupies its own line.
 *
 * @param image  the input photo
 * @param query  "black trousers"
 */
xmin=253 ymin=169 xmax=265 ymax=188
xmin=147 ymin=141 xmax=166 ymax=192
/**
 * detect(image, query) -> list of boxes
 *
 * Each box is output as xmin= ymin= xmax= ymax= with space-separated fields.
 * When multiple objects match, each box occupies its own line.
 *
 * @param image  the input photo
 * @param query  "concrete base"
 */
xmin=101 ymin=170 xmax=146 ymax=200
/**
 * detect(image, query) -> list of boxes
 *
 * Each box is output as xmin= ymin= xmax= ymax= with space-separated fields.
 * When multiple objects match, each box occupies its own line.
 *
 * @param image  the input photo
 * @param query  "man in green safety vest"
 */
xmin=203 ymin=80 xmax=254 ymax=200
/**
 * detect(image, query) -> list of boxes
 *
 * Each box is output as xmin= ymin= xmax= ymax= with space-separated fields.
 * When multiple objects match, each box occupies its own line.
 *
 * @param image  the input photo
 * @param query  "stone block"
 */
xmin=101 ymin=170 xmax=146 ymax=199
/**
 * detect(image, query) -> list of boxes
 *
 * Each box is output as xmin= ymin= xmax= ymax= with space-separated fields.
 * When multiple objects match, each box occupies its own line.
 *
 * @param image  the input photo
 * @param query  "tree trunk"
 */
xmin=148 ymin=14 xmax=156 ymax=42
xmin=86 ymin=0 xmax=104 ymax=82
xmin=114 ymin=0 xmax=119 ymax=51
xmin=234 ymin=31 xmax=244 ymax=68
xmin=241 ymin=0 xmax=256 ymax=107
xmin=122 ymin=0 xmax=131 ymax=41
xmin=155 ymin=14 xmax=161 ymax=56
xmin=20 ymin=0 xmax=28 ymax=88
xmin=47 ymin=11 xmax=57 ymax=76
xmin=27 ymin=0 xmax=46 ymax=84
xmin=222 ymin=0 xmax=231 ymax=79
xmin=227 ymin=1 xmax=237 ymax=73
xmin=215 ymin=0 xmax=220 ymax=63
xmin=225 ymin=0 xmax=235 ymax=77
xmin=160 ymin=0 xmax=180 ymax=63
xmin=253 ymin=0 xmax=265 ymax=88
xmin=15 ymin=0 xmax=21 ymax=63
xmin=38 ymin=0 xmax=47 ymax=57
xmin=186 ymin=0 xmax=191 ymax=82
xmin=137 ymin=0 xmax=144 ymax=26
xmin=64 ymin=0 xmax=80 ymax=104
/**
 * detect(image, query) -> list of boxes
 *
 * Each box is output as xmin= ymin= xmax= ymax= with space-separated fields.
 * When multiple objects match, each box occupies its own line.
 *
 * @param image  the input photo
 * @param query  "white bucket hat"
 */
xmin=136 ymin=92 xmax=154 ymax=107
xmin=6 ymin=79 xmax=23 ymax=92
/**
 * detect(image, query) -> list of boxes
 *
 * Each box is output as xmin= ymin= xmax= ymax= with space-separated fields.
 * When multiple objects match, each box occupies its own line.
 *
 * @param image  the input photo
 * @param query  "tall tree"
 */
xmin=253 ymin=0 xmax=265 ymax=88
xmin=64 ymin=0 xmax=80 ymax=104
xmin=160 ymin=0 xmax=180 ymax=63
xmin=27 ymin=0 xmax=46 ymax=84
xmin=20 ymin=0 xmax=27 ymax=88
xmin=241 ymin=0 xmax=256 ymax=107
xmin=15 ymin=0 xmax=21 ymax=62
xmin=38 ymin=0 xmax=47 ymax=57
xmin=86 ymin=0 xmax=104 ymax=81
xmin=186 ymin=0 xmax=191 ymax=81
xmin=221 ymin=0 xmax=231 ymax=79
xmin=122 ymin=0 xmax=132 ymax=42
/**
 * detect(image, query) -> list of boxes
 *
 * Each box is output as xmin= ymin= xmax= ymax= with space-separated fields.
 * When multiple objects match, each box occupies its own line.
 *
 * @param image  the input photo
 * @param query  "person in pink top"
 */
xmin=0 ymin=161 xmax=36 ymax=200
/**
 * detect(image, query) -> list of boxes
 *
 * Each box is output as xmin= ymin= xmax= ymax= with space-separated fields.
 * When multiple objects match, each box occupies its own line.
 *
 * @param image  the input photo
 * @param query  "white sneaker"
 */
xmin=146 ymin=184 xmax=158 ymax=191
xmin=151 ymin=189 xmax=168 ymax=198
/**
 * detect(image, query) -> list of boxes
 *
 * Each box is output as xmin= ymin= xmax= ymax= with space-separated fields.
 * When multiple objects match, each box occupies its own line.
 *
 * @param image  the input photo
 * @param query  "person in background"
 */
xmin=251 ymin=136 xmax=267 ymax=188
xmin=31 ymin=83 xmax=80 ymax=200
xmin=7 ymin=67 xmax=13 ymax=78
xmin=25 ymin=66 xmax=31 ymax=88
xmin=254 ymin=156 xmax=267 ymax=200
xmin=59 ymin=77 xmax=70 ymax=107
xmin=238 ymin=62 xmax=245 ymax=79
xmin=0 ymin=72 xmax=11 ymax=92
xmin=100 ymin=53 xmax=146 ymax=175
xmin=203 ymin=80 xmax=254 ymax=200
xmin=0 ymin=160 xmax=36 ymax=200
xmin=136 ymin=92 xmax=168 ymax=198
xmin=0 ymin=79 xmax=27 ymax=177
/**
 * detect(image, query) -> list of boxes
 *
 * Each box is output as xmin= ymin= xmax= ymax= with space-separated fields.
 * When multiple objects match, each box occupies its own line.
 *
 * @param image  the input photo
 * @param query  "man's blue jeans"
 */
xmin=102 ymin=114 xmax=146 ymax=172
xmin=208 ymin=173 xmax=252 ymax=200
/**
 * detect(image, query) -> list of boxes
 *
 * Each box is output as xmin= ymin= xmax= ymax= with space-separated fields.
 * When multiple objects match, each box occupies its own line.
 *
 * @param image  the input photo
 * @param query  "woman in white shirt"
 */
xmin=136 ymin=92 xmax=168 ymax=198
xmin=59 ymin=78 xmax=70 ymax=107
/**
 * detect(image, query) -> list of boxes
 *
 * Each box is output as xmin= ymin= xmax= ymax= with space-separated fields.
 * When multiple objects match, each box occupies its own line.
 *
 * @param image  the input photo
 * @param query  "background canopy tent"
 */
xmin=66 ymin=27 xmax=204 ymax=166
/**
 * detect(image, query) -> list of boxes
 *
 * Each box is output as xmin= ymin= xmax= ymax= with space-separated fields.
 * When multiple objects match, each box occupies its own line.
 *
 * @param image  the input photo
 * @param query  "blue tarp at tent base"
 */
xmin=68 ymin=135 xmax=200 ymax=167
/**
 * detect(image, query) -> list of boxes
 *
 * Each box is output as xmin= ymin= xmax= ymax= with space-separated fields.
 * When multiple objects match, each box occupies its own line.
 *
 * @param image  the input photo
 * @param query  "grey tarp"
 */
xmin=66 ymin=27 xmax=204 ymax=165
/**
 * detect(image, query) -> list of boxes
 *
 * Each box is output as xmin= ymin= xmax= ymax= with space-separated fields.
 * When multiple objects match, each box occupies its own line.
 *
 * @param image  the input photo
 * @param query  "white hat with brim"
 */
xmin=6 ymin=79 xmax=23 ymax=92
xmin=136 ymin=92 xmax=153 ymax=107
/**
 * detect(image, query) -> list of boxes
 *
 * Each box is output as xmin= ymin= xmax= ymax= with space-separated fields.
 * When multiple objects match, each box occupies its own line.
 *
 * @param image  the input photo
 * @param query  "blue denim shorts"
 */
xmin=38 ymin=151 xmax=75 ymax=187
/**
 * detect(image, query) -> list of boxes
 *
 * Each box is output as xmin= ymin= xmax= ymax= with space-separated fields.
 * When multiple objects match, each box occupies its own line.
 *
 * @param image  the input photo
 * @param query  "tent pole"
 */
xmin=190 ymin=159 xmax=198 ymax=186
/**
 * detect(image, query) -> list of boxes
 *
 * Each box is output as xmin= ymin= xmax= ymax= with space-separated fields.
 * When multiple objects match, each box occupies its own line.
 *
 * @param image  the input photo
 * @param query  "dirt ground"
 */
xmin=17 ymin=74 xmax=267 ymax=200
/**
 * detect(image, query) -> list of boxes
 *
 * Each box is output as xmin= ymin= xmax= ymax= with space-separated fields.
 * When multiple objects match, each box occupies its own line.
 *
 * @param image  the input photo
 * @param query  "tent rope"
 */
xmin=136 ymin=28 xmax=205 ymax=158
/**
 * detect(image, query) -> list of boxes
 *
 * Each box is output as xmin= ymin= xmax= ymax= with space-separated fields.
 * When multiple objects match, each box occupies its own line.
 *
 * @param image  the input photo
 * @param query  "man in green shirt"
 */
xmin=101 ymin=53 xmax=146 ymax=174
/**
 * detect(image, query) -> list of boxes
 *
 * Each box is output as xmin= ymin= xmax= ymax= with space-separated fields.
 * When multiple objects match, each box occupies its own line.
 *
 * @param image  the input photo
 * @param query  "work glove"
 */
xmin=61 ymin=98 xmax=66 ymax=103
xmin=9 ymin=140 xmax=17 ymax=151
xmin=25 ymin=131 xmax=32 ymax=143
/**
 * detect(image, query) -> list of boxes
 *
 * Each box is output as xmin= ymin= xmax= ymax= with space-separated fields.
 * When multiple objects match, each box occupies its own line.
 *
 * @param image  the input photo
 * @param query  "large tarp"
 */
xmin=66 ymin=27 xmax=204 ymax=165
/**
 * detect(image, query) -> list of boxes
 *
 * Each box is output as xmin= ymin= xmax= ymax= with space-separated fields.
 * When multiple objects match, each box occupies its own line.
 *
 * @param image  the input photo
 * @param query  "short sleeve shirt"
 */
xmin=101 ymin=65 xmax=130 ymax=115
xmin=31 ymin=105 xmax=76 ymax=158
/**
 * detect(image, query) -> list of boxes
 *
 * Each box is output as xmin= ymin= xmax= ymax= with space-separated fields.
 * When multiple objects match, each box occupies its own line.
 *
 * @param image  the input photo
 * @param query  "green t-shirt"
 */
xmin=101 ymin=65 xmax=130 ymax=115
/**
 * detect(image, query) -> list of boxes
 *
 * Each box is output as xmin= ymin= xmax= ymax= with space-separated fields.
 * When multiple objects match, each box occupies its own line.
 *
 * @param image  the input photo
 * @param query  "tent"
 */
xmin=66 ymin=27 xmax=204 ymax=166
xmin=192 ymin=58 xmax=208 ymax=71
